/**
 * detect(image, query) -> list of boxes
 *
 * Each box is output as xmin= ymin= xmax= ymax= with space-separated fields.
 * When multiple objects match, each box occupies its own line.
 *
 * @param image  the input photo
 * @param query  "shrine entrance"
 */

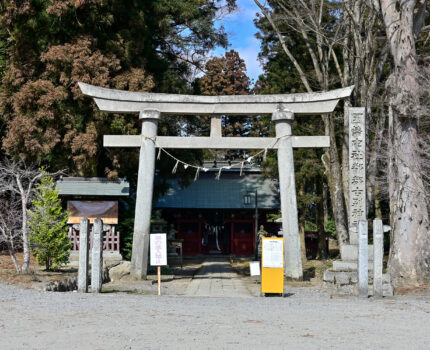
xmin=79 ymin=82 xmax=354 ymax=280
xmin=155 ymin=163 xmax=281 ymax=257
xmin=175 ymin=216 xmax=254 ymax=256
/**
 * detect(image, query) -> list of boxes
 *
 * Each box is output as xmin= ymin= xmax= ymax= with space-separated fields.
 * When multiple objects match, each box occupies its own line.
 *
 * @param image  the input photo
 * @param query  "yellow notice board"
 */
xmin=261 ymin=237 xmax=284 ymax=294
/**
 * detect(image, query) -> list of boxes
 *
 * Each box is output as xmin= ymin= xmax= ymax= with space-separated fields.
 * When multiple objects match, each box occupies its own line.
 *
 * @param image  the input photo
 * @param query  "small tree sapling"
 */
xmin=29 ymin=172 xmax=71 ymax=271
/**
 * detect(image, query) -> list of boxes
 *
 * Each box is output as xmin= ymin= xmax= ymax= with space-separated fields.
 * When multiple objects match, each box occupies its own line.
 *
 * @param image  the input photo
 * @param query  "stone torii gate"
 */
xmin=79 ymin=82 xmax=353 ymax=280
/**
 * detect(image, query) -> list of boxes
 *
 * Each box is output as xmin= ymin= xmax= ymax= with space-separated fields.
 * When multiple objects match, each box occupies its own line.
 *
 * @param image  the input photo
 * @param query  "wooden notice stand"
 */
xmin=150 ymin=233 xmax=167 ymax=296
xmin=261 ymin=237 xmax=284 ymax=295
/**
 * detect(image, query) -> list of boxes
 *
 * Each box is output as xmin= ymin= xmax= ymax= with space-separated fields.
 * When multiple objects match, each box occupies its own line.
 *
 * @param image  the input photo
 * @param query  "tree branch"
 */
xmin=254 ymin=0 xmax=313 ymax=92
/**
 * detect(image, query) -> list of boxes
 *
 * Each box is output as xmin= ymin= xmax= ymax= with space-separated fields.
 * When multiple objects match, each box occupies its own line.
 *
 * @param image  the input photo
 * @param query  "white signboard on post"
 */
xmin=262 ymin=239 xmax=283 ymax=268
xmin=150 ymin=233 xmax=167 ymax=266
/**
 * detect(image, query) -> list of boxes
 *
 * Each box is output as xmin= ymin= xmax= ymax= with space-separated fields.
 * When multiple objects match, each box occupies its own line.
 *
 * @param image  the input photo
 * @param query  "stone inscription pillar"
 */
xmin=91 ymin=218 xmax=104 ymax=293
xmin=348 ymin=107 xmax=366 ymax=244
xmin=131 ymin=109 xmax=161 ymax=279
xmin=78 ymin=218 xmax=90 ymax=293
xmin=273 ymin=108 xmax=303 ymax=280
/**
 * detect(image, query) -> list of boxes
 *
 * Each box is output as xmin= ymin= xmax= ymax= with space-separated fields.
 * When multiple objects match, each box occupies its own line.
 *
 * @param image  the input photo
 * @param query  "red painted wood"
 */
xmin=227 ymin=219 xmax=254 ymax=256
xmin=176 ymin=219 xmax=202 ymax=255
xmin=68 ymin=226 xmax=120 ymax=252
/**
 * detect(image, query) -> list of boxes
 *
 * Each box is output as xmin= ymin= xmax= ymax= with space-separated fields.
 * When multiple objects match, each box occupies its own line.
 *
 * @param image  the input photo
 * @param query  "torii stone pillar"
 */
xmin=77 ymin=82 xmax=354 ymax=280
xmin=273 ymin=108 xmax=302 ymax=279
xmin=131 ymin=109 xmax=161 ymax=279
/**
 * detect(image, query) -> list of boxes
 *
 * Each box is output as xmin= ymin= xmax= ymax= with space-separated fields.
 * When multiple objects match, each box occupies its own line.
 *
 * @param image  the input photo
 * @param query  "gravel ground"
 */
xmin=1 ymin=283 xmax=430 ymax=350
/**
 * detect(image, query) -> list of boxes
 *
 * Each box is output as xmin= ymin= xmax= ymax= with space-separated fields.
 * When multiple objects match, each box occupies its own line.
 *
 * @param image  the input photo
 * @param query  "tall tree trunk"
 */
xmin=21 ymin=197 xmax=30 ymax=273
xmin=323 ymin=182 xmax=330 ymax=226
xmin=367 ymin=108 xmax=386 ymax=217
xmin=374 ymin=180 xmax=382 ymax=219
xmin=316 ymin=176 xmax=328 ymax=259
xmin=322 ymin=115 xmax=349 ymax=248
xmin=298 ymin=183 xmax=308 ymax=262
xmin=299 ymin=222 xmax=307 ymax=262
xmin=378 ymin=0 xmax=430 ymax=288
xmin=7 ymin=243 xmax=21 ymax=273
xmin=388 ymin=103 xmax=430 ymax=287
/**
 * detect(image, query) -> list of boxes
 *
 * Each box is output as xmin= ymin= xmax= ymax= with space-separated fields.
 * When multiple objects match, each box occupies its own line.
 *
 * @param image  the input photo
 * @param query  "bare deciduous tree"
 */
xmin=254 ymin=0 xmax=388 ymax=250
xmin=369 ymin=0 xmax=430 ymax=288
xmin=0 ymin=196 xmax=22 ymax=272
xmin=0 ymin=159 xmax=43 ymax=273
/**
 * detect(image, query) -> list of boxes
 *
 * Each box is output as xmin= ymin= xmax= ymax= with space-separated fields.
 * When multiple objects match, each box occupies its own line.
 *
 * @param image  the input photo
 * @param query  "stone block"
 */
xmin=335 ymin=284 xmax=356 ymax=296
xmin=341 ymin=244 xmax=374 ymax=261
xmin=357 ymin=220 xmax=369 ymax=298
xmin=382 ymin=273 xmax=391 ymax=284
xmin=383 ymin=283 xmax=394 ymax=297
xmin=368 ymin=272 xmax=391 ymax=282
xmin=333 ymin=260 xmax=374 ymax=272
xmin=91 ymin=218 xmax=104 ymax=293
xmin=334 ymin=272 xmax=351 ymax=285
xmin=109 ymin=261 xmax=131 ymax=282
xmin=323 ymin=269 xmax=335 ymax=282
xmin=349 ymin=230 xmax=358 ymax=245
xmin=78 ymin=218 xmax=90 ymax=293
xmin=372 ymin=219 xmax=384 ymax=298
xmin=367 ymin=282 xmax=394 ymax=297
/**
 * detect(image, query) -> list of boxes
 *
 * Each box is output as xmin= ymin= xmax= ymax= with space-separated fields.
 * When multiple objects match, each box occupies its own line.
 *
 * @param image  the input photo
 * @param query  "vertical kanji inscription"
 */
xmin=348 ymin=108 xmax=366 ymax=244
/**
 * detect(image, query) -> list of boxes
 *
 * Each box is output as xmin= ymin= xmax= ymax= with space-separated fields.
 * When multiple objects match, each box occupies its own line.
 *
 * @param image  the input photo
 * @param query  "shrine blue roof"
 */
xmin=155 ymin=173 xmax=280 ymax=209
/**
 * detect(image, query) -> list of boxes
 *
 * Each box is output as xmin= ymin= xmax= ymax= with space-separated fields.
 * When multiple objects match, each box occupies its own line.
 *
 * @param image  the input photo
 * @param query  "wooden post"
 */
xmin=157 ymin=266 xmax=161 ymax=296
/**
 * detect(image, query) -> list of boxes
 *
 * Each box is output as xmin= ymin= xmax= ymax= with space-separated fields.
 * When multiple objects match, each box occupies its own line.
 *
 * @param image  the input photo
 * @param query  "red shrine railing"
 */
xmin=68 ymin=226 xmax=120 ymax=252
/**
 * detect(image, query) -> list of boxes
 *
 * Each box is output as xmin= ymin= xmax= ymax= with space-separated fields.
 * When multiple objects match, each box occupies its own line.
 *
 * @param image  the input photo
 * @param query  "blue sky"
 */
xmin=214 ymin=0 xmax=263 ymax=83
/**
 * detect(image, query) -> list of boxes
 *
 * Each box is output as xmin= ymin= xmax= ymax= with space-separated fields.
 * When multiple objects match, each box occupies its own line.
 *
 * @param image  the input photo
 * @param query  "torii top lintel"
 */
xmin=78 ymin=83 xmax=354 ymax=116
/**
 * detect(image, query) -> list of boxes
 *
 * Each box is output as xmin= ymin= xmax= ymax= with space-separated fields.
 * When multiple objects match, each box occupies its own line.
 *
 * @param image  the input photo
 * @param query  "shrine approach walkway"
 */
xmin=184 ymin=257 xmax=251 ymax=298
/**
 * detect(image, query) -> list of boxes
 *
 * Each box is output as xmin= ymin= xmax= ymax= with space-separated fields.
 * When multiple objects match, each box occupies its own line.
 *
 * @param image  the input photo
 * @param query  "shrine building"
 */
xmin=155 ymin=161 xmax=280 ymax=256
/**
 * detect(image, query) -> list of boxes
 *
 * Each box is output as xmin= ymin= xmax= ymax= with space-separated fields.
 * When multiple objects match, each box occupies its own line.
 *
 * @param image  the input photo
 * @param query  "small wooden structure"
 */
xmin=56 ymin=177 xmax=129 ymax=254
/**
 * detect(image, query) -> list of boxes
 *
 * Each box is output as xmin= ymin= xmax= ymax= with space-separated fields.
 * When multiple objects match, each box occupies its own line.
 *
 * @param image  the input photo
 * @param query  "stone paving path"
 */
xmin=185 ymin=257 xmax=251 ymax=298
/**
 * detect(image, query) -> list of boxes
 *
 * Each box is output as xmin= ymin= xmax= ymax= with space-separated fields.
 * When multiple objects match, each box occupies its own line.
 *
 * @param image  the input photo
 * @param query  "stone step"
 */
xmin=331 ymin=283 xmax=394 ymax=297
xmin=324 ymin=269 xmax=391 ymax=284
xmin=332 ymin=260 xmax=374 ymax=272
xmin=341 ymin=244 xmax=374 ymax=261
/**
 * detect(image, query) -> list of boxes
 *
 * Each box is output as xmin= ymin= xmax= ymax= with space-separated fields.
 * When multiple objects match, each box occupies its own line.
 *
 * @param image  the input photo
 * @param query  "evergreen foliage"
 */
xmin=29 ymin=172 xmax=70 ymax=270
xmin=197 ymin=49 xmax=269 ymax=160
xmin=0 ymin=1 xmax=235 ymax=179
xmin=254 ymin=3 xmax=339 ymax=253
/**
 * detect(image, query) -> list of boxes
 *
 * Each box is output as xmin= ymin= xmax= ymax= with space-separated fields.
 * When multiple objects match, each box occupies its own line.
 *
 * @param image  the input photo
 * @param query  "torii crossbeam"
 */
xmin=79 ymin=82 xmax=353 ymax=280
